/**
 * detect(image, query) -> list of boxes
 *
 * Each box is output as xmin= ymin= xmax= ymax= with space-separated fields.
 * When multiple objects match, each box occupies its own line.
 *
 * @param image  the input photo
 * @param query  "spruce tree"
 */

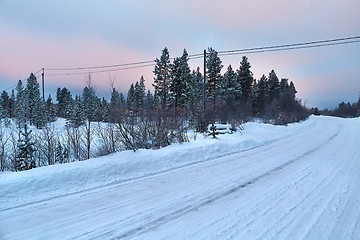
xmin=82 ymin=86 xmax=98 ymax=123
xmin=221 ymin=65 xmax=241 ymax=106
xmin=206 ymin=48 xmax=223 ymax=109
xmin=9 ymin=90 xmax=15 ymax=119
xmin=145 ymin=90 xmax=155 ymax=111
xmin=26 ymin=73 xmax=45 ymax=128
xmin=189 ymin=67 xmax=205 ymax=130
xmin=67 ymin=95 xmax=85 ymax=128
xmin=127 ymin=83 xmax=136 ymax=112
xmin=237 ymin=56 xmax=254 ymax=104
xmin=55 ymin=141 xmax=65 ymax=164
xmin=170 ymin=49 xmax=191 ymax=111
xmin=56 ymin=87 xmax=72 ymax=118
xmin=0 ymin=91 xmax=9 ymax=118
xmin=268 ymin=70 xmax=280 ymax=101
xmin=16 ymin=123 xmax=36 ymax=171
xmin=153 ymin=47 xmax=171 ymax=110
xmin=134 ymin=76 xmax=146 ymax=112
xmin=255 ymin=74 xmax=269 ymax=115
xmin=109 ymin=88 xmax=124 ymax=122
xmin=45 ymin=95 xmax=57 ymax=122
xmin=15 ymin=80 xmax=26 ymax=129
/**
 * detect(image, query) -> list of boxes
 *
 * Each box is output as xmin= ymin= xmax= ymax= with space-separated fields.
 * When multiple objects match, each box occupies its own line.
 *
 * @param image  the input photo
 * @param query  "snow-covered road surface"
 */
xmin=1 ymin=116 xmax=360 ymax=239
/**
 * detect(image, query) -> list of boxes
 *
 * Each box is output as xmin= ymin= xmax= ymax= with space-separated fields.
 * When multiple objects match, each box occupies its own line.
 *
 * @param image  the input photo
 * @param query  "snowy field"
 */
xmin=0 ymin=115 xmax=360 ymax=240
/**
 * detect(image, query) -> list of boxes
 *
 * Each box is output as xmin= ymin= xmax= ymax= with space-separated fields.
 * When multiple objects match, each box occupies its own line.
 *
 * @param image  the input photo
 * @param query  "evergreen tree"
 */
xmin=26 ymin=73 xmax=45 ymax=128
xmin=45 ymin=95 xmax=57 ymax=122
xmin=0 ymin=91 xmax=9 ymax=118
xmin=189 ymin=67 xmax=205 ymax=130
xmin=15 ymin=80 xmax=26 ymax=128
xmin=134 ymin=76 xmax=146 ymax=112
xmin=279 ymin=79 xmax=298 ymax=114
xmin=109 ymin=88 xmax=124 ymax=122
xmin=170 ymin=49 xmax=191 ymax=111
xmin=56 ymin=87 xmax=72 ymax=118
xmin=99 ymin=97 xmax=110 ymax=122
xmin=206 ymin=48 xmax=223 ymax=109
xmin=82 ymin=86 xmax=98 ymax=123
xmin=237 ymin=56 xmax=254 ymax=104
xmin=9 ymin=90 xmax=15 ymax=119
xmin=144 ymin=90 xmax=155 ymax=111
xmin=268 ymin=70 xmax=280 ymax=101
xmin=153 ymin=47 xmax=171 ymax=110
xmin=289 ymin=81 xmax=297 ymax=99
xmin=55 ymin=141 xmax=63 ymax=163
xmin=221 ymin=65 xmax=241 ymax=106
xmin=255 ymin=74 xmax=269 ymax=115
xmin=67 ymin=95 xmax=85 ymax=128
xmin=55 ymin=141 xmax=65 ymax=164
xmin=279 ymin=78 xmax=289 ymax=93
xmin=82 ymin=83 xmax=99 ymax=160
xmin=127 ymin=83 xmax=136 ymax=112
xmin=16 ymin=123 xmax=36 ymax=171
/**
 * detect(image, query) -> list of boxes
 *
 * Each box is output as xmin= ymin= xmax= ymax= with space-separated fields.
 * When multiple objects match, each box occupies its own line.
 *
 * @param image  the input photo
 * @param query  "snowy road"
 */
xmin=1 ymin=116 xmax=360 ymax=239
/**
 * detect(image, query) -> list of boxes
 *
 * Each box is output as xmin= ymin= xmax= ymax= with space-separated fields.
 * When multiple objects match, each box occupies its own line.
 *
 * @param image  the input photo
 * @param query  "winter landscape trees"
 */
xmin=0 ymin=48 xmax=311 ymax=171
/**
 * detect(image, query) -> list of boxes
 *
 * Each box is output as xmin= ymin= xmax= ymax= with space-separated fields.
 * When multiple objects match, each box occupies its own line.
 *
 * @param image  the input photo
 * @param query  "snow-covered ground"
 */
xmin=0 ymin=116 xmax=359 ymax=240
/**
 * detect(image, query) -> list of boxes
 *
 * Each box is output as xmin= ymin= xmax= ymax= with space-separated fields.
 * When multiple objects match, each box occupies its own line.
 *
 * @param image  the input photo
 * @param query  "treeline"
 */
xmin=0 ymin=48 xmax=309 ymax=171
xmin=315 ymin=97 xmax=360 ymax=118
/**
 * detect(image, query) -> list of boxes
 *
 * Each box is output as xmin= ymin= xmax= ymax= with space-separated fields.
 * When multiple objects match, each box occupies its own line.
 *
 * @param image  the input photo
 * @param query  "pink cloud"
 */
xmin=0 ymin=22 xmax=156 ymax=95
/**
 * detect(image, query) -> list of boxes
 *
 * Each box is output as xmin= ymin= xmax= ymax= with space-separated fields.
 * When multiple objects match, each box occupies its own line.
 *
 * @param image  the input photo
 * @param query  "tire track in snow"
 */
xmin=107 ymin=130 xmax=341 ymax=240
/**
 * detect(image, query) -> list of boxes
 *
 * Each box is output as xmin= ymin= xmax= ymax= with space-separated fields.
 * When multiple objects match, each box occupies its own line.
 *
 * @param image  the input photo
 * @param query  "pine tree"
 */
xmin=206 ymin=48 xmax=223 ymax=109
xmin=0 ymin=91 xmax=9 ymax=118
xmin=109 ymin=88 xmax=124 ymax=122
xmin=170 ymin=49 xmax=191 ymax=111
xmin=268 ymin=70 xmax=280 ymax=101
xmin=82 ymin=85 xmax=98 ymax=123
xmin=16 ymin=123 xmax=36 ymax=171
xmin=153 ymin=47 xmax=171 ymax=110
xmin=144 ymin=90 xmax=155 ymax=111
xmin=67 ymin=95 xmax=85 ymax=128
xmin=189 ymin=67 xmax=205 ymax=130
xmin=237 ymin=56 xmax=254 ymax=104
xmin=127 ymin=83 xmax=136 ymax=112
xmin=55 ymin=141 xmax=65 ymax=164
xmin=221 ymin=65 xmax=241 ymax=106
xmin=255 ymin=74 xmax=269 ymax=115
xmin=45 ymin=95 xmax=57 ymax=122
xmin=134 ymin=76 xmax=146 ymax=112
xmin=15 ymin=80 xmax=26 ymax=129
xmin=82 ymin=83 xmax=99 ymax=160
xmin=99 ymin=97 xmax=110 ymax=122
xmin=26 ymin=73 xmax=45 ymax=128
xmin=56 ymin=87 xmax=73 ymax=118
xmin=9 ymin=90 xmax=15 ymax=119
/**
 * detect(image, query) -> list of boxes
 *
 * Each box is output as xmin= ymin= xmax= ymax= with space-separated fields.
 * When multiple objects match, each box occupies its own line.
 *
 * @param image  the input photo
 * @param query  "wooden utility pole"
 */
xmin=203 ymin=49 xmax=206 ymax=112
xmin=41 ymin=68 xmax=45 ymax=102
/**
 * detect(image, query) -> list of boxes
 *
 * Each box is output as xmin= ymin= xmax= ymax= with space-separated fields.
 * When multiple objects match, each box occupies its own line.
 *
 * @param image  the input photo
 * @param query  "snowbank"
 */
xmin=0 ymin=116 xmax=318 ymax=207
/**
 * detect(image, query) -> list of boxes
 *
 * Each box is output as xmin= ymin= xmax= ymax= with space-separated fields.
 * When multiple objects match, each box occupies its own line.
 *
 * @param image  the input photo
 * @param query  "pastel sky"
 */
xmin=1 ymin=0 xmax=359 ymax=109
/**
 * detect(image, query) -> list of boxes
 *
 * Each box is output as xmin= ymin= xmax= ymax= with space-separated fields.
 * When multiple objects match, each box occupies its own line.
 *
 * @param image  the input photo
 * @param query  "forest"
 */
xmin=0 ymin=47 xmax=311 ymax=171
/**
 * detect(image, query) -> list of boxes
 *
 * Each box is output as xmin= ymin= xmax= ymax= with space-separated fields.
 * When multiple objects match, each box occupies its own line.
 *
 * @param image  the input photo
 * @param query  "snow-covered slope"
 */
xmin=0 ymin=116 xmax=359 ymax=239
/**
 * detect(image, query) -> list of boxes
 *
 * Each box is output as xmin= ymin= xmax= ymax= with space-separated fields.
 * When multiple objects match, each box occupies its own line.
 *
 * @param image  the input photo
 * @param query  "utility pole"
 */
xmin=203 ymin=49 xmax=206 ymax=112
xmin=41 ymin=68 xmax=45 ymax=102
xmin=201 ymin=49 xmax=207 ymax=131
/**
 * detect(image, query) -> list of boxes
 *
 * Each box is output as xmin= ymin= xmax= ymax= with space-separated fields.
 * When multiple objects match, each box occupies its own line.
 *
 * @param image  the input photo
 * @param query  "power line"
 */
xmin=45 ymin=63 xmax=155 ymax=76
xmin=45 ymin=53 xmax=204 ymax=72
xmin=217 ymin=35 xmax=360 ymax=55
xmin=45 ymin=60 xmax=155 ymax=71
xmin=41 ymin=35 xmax=360 ymax=77
xmin=218 ymin=39 xmax=360 ymax=57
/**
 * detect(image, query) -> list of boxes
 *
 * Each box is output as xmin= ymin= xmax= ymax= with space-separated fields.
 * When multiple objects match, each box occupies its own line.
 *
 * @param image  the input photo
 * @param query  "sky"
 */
xmin=0 ymin=0 xmax=359 ymax=109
